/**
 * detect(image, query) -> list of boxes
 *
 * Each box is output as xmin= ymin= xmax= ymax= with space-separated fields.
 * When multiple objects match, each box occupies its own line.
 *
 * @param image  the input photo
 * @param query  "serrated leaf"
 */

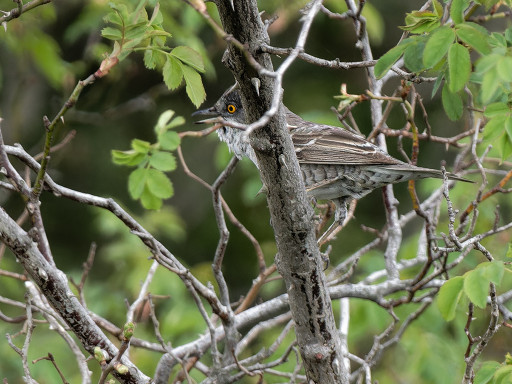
xmin=128 ymin=167 xmax=147 ymax=199
xmin=437 ymin=276 xmax=464 ymax=321
xmin=104 ymin=11 xmax=123 ymax=26
xmin=456 ymin=23 xmax=491 ymax=55
xmin=140 ymin=186 xmax=163 ymax=210
xmin=475 ymin=361 xmax=501 ymax=384
xmin=149 ymin=151 xmax=177 ymax=171
xmin=180 ymin=63 xmax=206 ymax=107
xmin=102 ymin=26 xmax=123 ymax=41
xmin=442 ymin=84 xmax=463 ymax=121
xmin=144 ymin=49 xmax=157 ymax=70
xmin=112 ymin=150 xmax=146 ymax=166
xmin=464 ymin=269 xmax=488 ymax=308
xmin=155 ymin=110 xmax=176 ymax=133
xmin=163 ymin=55 xmax=183 ymax=90
xmin=159 ymin=131 xmax=181 ymax=151
xmin=124 ymin=22 xmax=148 ymax=40
xmin=131 ymin=139 xmax=151 ymax=154
xmin=423 ymin=27 xmax=455 ymax=68
xmin=374 ymin=41 xmax=410 ymax=78
xmin=448 ymin=43 xmax=470 ymax=92
xmin=171 ymin=46 xmax=205 ymax=73
xmin=146 ymin=169 xmax=174 ymax=198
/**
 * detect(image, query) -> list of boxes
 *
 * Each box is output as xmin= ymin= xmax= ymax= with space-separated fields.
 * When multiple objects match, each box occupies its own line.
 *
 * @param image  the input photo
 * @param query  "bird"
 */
xmin=193 ymin=84 xmax=469 ymax=242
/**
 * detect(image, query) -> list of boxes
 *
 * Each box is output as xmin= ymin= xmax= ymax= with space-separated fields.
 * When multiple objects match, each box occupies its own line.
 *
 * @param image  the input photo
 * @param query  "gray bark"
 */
xmin=214 ymin=0 xmax=348 ymax=382
xmin=0 ymin=206 xmax=151 ymax=384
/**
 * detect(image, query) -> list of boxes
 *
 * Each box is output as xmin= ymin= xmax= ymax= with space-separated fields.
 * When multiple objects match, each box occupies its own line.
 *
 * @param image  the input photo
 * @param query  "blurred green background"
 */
xmin=1 ymin=0 xmax=511 ymax=382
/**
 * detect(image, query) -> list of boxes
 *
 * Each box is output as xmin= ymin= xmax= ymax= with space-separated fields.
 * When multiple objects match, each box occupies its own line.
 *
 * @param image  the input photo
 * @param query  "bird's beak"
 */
xmin=192 ymin=106 xmax=219 ymax=124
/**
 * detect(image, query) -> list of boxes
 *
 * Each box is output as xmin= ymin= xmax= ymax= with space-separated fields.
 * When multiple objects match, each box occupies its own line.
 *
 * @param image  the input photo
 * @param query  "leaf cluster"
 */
xmin=375 ymin=0 xmax=512 ymax=162
xmin=102 ymin=0 xmax=206 ymax=106
xmin=112 ymin=110 xmax=182 ymax=209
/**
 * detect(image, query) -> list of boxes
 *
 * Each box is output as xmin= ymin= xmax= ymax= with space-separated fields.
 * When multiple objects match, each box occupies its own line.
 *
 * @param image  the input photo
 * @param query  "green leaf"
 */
xmin=506 ymin=242 xmax=512 ymax=258
xmin=154 ymin=110 xmax=185 ymax=133
xmin=475 ymin=361 xmax=501 ymax=384
xmin=484 ymin=115 xmax=508 ymax=142
xmin=159 ymin=131 xmax=181 ymax=151
xmin=180 ymin=63 xmax=206 ymax=108
xmin=481 ymin=68 xmax=500 ymax=104
xmin=124 ymin=22 xmax=148 ymax=40
xmin=374 ymin=41 xmax=410 ymax=78
xmin=437 ymin=276 xmax=464 ymax=321
xmin=506 ymin=117 xmax=512 ymax=142
xmin=401 ymin=11 xmax=440 ymax=34
xmin=144 ymin=49 xmax=158 ymax=70
xmin=480 ymin=261 xmax=504 ymax=285
xmin=497 ymin=57 xmax=512 ymax=82
xmin=423 ymin=27 xmax=455 ymax=68
xmin=464 ymin=269 xmax=488 ymax=308
xmin=111 ymin=150 xmax=146 ymax=166
xmin=498 ymin=132 xmax=512 ymax=161
xmin=155 ymin=110 xmax=176 ymax=133
xmin=140 ymin=186 xmax=163 ymax=210
xmin=403 ymin=37 xmax=427 ymax=72
xmin=506 ymin=25 xmax=512 ymax=44
xmin=131 ymin=139 xmax=151 ymax=154
xmin=146 ymin=169 xmax=174 ymax=198
xmin=494 ymin=365 xmax=512 ymax=384
xmin=433 ymin=0 xmax=444 ymax=17
xmin=456 ymin=23 xmax=491 ymax=55
xmin=450 ymin=0 xmax=470 ymax=24
xmin=163 ymin=56 xmax=183 ymax=90
xmin=128 ymin=167 xmax=147 ymax=199
xmin=431 ymin=74 xmax=444 ymax=97
xmin=102 ymin=26 xmax=123 ymax=41
xmin=104 ymin=11 xmax=123 ymax=26
xmin=149 ymin=151 xmax=177 ymax=172
xmin=448 ymin=43 xmax=470 ymax=92
xmin=484 ymin=102 xmax=509 ymax=118
xmin=171 ymin=46 xmax=205 ymax=73
xmin=442 ymin=84 xmax=463 ymax=121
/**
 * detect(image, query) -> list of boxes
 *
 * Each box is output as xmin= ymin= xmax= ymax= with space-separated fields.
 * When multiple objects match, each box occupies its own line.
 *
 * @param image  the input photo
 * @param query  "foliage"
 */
xmin=112 ymin=110 xmax=182 ymax=209
xmin=101 ymin=0 xmax=206 ymax=107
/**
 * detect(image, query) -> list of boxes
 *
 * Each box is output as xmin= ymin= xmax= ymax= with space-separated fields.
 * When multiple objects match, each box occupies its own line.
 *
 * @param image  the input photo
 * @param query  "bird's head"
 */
xmin=192 ymin=84 xmax=245 ymax=125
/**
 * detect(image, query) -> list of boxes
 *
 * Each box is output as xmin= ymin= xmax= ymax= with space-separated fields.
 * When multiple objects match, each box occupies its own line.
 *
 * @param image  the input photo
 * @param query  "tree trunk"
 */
xmin=214 ymin=1 xmax=348 ymax=382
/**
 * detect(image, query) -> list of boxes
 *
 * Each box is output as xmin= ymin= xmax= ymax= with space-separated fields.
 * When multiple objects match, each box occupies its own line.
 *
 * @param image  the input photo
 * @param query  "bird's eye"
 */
xmin=227 ymin=104 xmax=236 ymax=114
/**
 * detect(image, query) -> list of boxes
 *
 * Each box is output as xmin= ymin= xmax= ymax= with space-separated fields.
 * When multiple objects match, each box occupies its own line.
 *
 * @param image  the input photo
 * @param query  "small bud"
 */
xmin=93 ymin=347 xmax=107 ymax=363
xmin=114 ymin=363 xmax=129 ymax=375
xmin=123 ymin=322 xmax=135 ymax=340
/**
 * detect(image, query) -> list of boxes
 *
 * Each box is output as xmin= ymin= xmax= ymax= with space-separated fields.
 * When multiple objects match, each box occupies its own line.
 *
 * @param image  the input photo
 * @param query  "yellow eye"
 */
xmin=227 ymin=104 xmax=236 ymax=114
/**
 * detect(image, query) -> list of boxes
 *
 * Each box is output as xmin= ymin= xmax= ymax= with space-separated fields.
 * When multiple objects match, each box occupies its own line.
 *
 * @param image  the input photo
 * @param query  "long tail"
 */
xmin=374 ymin=165 xmax=472 ymax=183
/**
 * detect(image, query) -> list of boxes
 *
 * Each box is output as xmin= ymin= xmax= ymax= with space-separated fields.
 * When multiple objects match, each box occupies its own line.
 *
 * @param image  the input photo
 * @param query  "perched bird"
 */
xmin=194 ymin=84 xmax=468 ymax=240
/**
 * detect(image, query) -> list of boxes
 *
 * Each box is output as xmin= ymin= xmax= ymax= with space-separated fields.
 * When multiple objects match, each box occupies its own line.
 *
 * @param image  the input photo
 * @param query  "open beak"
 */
xmin=192 ymin=106 xmax=220 ymax=124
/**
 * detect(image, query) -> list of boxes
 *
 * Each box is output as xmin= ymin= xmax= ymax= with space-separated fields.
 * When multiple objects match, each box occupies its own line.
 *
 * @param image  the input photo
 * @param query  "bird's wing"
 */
xmin=291 ymin=122 xmax=401 ymax=166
